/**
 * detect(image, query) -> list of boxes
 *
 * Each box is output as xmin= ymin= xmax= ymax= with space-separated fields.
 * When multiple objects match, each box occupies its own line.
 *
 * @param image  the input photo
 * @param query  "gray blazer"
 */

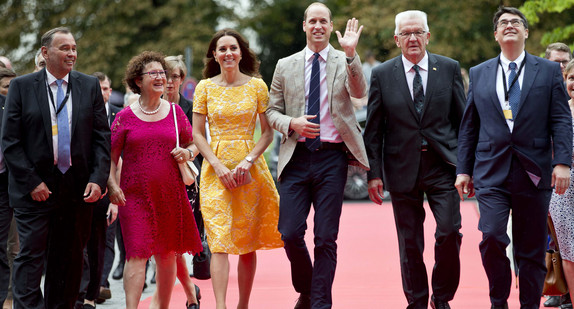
xmin=266 ymin=45 xmax=369 ymax=179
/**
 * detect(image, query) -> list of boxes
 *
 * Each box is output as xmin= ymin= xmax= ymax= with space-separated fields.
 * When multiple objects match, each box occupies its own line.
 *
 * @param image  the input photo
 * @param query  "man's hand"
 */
xmin=30 ymin=182 xmax=51 ymax=202
xmin=290 ymin=115 xmax=320 ymax=139
xmin=367 ymin=178 xmax=385 ymax=205
xmin=336 ymin=18 xmax=363 ymax=57
xmin=454 ymin=175 xmax=475 ymax=201
xmin=83 ymin=183 xmax=102 ymax=203
xmin=552 ymin=164 xmax=571 ymax=195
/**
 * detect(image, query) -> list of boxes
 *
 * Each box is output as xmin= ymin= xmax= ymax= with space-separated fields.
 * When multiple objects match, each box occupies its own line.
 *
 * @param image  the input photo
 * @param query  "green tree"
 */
xmin=520 ymin=0 xmax=574 ymax=53
xmin=0 ymin=0 xmax=230 ymax=90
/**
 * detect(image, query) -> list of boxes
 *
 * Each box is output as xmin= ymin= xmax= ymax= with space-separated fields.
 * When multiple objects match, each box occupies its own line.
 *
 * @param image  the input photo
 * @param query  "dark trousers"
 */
xmin=389 ymin=148 xmax=462 ymax=309
xmin=78 ymin=195 xmax=110 ymax=302
xmin=100 ymin=217 xmax=117 ymax=288
xmin=476 ymin=155 xmax=550 ymax=308
xmin=0 ymin=172 xmax=11 ymax=306
xmin=278 ymin=144 xmax=347 ymax=309
xmin=12 ymin=170 xmax=94 ymax=309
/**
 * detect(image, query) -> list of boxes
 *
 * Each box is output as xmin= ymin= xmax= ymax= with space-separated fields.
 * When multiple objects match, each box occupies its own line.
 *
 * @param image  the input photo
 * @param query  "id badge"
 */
xmin=503 ymin=101 xmax=513 ymax=120
xmin=52 ymin=124 xmax=58 ymax=136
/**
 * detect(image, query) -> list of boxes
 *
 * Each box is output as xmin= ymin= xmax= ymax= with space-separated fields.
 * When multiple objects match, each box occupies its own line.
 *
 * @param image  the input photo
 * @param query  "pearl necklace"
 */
xmin=138 ymin=98 xmax=162 ymax=115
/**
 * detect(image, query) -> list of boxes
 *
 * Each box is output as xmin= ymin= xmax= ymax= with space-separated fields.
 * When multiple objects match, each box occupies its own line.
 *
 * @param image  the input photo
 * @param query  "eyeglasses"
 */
xmin=555 ymin=60 xmax=570 ymax=66
xmin=497 ymin=19 xmax=523 ymax=28
xmin=141 ymin=70 xmax=168 ymax=78
xmin=398 ymin=31 xmax=426 ymax=38
xmin=168 ymin=74 xmax=181 ymax=81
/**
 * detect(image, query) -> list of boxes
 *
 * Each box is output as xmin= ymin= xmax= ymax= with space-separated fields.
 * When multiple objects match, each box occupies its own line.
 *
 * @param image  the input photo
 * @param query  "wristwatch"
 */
xmin=245 ymin=156 xmax=254 ymax=163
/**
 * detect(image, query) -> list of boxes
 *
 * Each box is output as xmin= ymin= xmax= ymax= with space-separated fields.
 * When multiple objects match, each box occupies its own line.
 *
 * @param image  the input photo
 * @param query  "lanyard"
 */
xmin=499 ymin=58 xmax=525 ymax=102
xmin=46 ymin=76 xmax=71 ymax=115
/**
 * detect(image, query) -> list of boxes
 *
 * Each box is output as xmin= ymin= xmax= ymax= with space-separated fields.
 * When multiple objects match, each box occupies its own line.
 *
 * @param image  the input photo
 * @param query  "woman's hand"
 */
xmin=170 ymin=147 xmax=190 ymax=163
xmin=109 ymin=186 xmax=126 ymax=206
xmin=233 ymin=159 xmax=253 ymax=186
xmin=213 ymin=162 xmax=238 ymax=190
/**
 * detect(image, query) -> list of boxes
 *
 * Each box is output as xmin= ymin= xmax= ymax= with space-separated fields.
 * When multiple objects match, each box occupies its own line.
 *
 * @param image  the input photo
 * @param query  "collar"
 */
xmin=401 ymin=52 xmax=429 ymax=74
xmin=46 ymin=69 xmax=70 ymax=86
xmin=499 ymin=51 xmax=526 ymax=72
xmin=305 ymin=45 xmax=330 ymax=63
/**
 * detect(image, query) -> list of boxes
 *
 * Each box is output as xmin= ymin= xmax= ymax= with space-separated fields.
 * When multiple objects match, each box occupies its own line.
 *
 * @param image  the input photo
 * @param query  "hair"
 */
xmin=545 ymin=42 xmax=572 ymax=60
xmin=565 ymin=59 xmax=574 ymax=79
xmin=41 ymin=27 xmax=72 ymax=48
xmin=304 ymin=2 xmax=332 ymax=21
xmin=394 ymin=10 xmax=429 ymax=35
xmin=92 ymin=71 xmax=111 ymax=85
xmin=0 ymin=68 xmax=16 ymax=80
xmin=202 ymin=29 xmax=261 ymax=79
xmin=165 ymin=55 xmax=187 ymax=80
xmin=123 ymin=51 xmax=167 ymax=94
xmin=34 ymin=47 xmax=45 ymax=68
xmin=493 ymin=6 xmax=528 ymax=31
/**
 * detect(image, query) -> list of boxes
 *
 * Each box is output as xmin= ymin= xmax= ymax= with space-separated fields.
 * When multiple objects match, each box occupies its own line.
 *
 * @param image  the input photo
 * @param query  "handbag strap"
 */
xmin=172 ymin=102 xmax=179 ymax=147
xmin=548 ymin=215 xmax=561 ymax=252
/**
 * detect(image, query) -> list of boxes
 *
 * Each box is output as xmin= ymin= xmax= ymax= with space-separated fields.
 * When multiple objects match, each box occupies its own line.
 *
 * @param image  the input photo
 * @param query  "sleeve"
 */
xmin=256 ymin=78 xmax=269 ymax=114
xmin=363 ymin=67 xmax=386 ymax=180
xmin=192 ymin=80 xmax=208 ymax=115
xmin=110 ymin=111 xmax=127 ymax=160
xmin=176 ymin=104 xmax=193 ymax=146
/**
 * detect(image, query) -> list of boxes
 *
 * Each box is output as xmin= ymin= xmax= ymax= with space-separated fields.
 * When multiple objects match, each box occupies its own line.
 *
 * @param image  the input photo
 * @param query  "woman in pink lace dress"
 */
xmin=108 ymin=51 xmax=202 ymax=309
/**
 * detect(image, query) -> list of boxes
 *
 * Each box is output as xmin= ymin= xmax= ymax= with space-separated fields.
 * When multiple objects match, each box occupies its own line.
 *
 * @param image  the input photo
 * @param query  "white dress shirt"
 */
xmin=46 ymin=70 xmax=73 ymax=166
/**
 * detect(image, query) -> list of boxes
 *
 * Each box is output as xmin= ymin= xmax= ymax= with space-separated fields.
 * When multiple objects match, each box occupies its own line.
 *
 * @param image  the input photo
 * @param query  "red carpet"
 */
xmin=140 ymin=201 xmax=543 ymax=308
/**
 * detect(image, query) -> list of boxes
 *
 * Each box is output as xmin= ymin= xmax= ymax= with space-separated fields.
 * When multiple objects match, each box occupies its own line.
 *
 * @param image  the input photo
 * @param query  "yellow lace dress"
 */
xmin=193 ymin=77 xmax=283 ymax=254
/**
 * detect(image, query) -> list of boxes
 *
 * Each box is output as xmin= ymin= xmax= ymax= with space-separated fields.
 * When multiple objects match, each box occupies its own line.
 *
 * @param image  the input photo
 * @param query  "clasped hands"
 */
xmin=214 ymin=159 xmax=252 ymax=190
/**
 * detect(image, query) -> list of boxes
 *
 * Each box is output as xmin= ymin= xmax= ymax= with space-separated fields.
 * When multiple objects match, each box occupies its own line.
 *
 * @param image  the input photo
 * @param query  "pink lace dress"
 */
xmin=111 ymin=103 xmax=203 ymax=260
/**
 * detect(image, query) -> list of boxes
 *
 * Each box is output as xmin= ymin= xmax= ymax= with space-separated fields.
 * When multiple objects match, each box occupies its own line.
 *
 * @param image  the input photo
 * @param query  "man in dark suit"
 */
xmin=1 ymin=27 xmax=111 ymax=309
xmin=76 ymin=72 xmax=119 ymax=309
xmin=266 ymin=3 xmax=368 ymax=309
xmin=456 ymin=6 xmax=572 ymax=309
xmin=0 ymin=94 xmax=11 ymax=309
xmin=363 ymin=10 xmax=465 ymax=309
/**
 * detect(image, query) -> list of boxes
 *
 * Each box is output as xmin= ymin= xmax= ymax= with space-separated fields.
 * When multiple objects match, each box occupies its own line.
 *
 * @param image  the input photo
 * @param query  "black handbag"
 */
xmin=193 ymin=229 xmax=211 ymax=280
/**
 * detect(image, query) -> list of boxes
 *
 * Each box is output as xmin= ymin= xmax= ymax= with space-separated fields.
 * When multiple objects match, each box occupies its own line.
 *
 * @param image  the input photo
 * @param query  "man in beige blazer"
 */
xmin=266 ymin=3 xmax=368 ymax=309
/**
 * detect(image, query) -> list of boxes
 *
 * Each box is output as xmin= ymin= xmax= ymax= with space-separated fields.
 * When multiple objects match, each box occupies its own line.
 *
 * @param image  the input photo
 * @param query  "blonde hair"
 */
xmin=165 ymin=55 xmax=187 ymax=79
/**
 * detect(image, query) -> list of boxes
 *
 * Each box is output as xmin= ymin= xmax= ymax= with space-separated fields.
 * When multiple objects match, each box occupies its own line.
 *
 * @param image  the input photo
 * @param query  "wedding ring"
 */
xmin=241 ymin=172 xmax=245 ymax=175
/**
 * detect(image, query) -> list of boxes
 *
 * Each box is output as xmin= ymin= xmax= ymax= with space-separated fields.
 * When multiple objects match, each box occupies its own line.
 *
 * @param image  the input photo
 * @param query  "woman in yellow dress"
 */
xmin=192 ymin=29 xmax=283 ymax=309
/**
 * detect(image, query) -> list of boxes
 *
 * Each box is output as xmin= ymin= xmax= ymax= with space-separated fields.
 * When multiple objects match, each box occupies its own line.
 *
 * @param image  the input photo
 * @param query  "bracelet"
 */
xmin=187 ymin=148 xmax=194 ymax=160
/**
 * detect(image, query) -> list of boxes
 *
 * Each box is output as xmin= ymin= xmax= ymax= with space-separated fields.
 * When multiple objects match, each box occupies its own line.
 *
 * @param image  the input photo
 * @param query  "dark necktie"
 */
xmin=306 ymin=53 xmax=321 ymax=151
xmin=412 ymin=64 xmax=424 ymax=115
xmin=508 ymin=62 xmax=521 ymax=119
xmin=56 ymin=79 xmax=70 ymax=173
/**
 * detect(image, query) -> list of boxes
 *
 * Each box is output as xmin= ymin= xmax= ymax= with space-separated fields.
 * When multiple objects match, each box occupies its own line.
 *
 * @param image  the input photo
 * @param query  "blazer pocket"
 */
xmin=476 ymin=141 xmax=491 ymax=152
xmin=532 ymin=138 xmax=548 ymax=148
xmin=384 ymin=145 xmax=400 ymax=154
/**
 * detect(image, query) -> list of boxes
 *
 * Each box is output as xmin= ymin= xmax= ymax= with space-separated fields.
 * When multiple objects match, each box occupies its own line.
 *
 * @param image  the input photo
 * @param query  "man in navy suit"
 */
xmin=1 ymin=27 xmax=110 ymax=309
xmin=456 ymin=6 xmax=572 ymax=309
xmin=364 ymin=10 xmax=465 ymax=309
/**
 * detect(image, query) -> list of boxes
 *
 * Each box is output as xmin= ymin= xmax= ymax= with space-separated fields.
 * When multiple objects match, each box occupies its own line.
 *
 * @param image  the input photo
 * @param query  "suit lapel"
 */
xmin=326 ymin=46 xmax=338 ymax=110
xmin=35 ymin=70 xmax=54 ymax=151
xmin=70 ymin=71 xmax=81 ymax=139
xmin=517 ymin=52 xmax=538 ymax=117
xmin=486 ymin=56 xmax=506 ymax=121
xmin=422 ymin=53 xmax=439 ymax=119
xmin=393 ymin=57 xmax=419 ymax=120
xmin=292 ymin=50 xmax=307 ymax=116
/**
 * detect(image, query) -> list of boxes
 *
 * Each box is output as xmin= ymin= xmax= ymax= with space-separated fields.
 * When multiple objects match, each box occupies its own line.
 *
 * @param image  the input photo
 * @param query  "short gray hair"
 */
xmin=395 ymin=10 xmax=429 ymax=35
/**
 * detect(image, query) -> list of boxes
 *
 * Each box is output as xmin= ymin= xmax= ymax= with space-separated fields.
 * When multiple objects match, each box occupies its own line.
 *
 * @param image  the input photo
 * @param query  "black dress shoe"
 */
xmin=491 ymin=303 xmax=509 ymax=309
xmin=546 ymin=296 xmax=562 ymax=307
xmin=294 ymin=293 xmax=311 ymax=309
xmin=112 ymin=263 xmax=124 ymax=280
xmin=561 ymin=303 xmax=573 ymax=309
xmin=430 ymin=295 xmax=451 ymax=309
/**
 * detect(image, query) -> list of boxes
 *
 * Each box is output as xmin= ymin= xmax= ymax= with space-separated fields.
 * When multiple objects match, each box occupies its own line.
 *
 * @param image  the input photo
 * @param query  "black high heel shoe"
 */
xmin=185 ymin=284 xmax=201 ymax=309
